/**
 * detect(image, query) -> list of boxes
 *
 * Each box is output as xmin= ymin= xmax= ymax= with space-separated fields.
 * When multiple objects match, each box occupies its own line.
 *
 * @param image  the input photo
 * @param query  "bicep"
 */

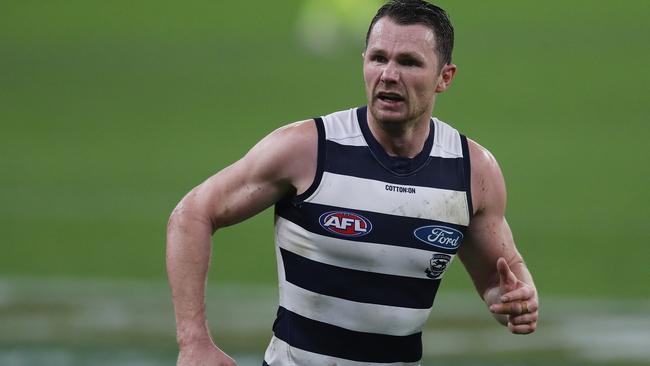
xmin=191 ymin=157 xmax=290 ymax=230
xmin=177 ymin=121 xmax=316 ymax=231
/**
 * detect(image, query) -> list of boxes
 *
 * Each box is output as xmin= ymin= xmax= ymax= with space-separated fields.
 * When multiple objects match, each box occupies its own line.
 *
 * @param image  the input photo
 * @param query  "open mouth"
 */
xmin=377 ymin=92 xmax=405 ymax=104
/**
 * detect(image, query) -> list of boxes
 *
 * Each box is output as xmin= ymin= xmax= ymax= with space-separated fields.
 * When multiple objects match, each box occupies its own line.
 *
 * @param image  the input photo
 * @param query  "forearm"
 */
xmin=507 ymin=257 xmax=535 ymax=287
xmin=166 ymin=206 xmax=215 ymax=347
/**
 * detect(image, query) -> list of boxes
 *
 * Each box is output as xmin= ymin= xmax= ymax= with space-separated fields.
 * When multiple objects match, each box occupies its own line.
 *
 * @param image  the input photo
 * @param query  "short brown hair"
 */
xmin=366 ymin=0 xmax=455 ymax=66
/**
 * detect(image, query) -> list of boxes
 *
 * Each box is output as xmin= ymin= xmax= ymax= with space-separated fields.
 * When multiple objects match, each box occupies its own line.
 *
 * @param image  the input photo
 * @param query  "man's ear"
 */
xmin=435 ymin=63 xmax=457 ymax=93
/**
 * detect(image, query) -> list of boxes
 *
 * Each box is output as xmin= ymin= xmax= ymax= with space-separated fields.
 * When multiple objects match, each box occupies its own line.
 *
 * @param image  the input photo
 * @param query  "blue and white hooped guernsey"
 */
xmin=263 ymin=106 xmax=473 ymax=366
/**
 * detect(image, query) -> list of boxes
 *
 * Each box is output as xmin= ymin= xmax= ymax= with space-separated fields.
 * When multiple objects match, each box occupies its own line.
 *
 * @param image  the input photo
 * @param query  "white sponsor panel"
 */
xmin=306 ymin=172 xmax=470 ymax=226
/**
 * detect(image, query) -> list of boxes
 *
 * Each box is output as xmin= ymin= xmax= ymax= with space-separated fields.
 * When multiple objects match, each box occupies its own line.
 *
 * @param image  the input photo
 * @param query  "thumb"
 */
xmin=497 ymin=257 xmax=517 ymax=293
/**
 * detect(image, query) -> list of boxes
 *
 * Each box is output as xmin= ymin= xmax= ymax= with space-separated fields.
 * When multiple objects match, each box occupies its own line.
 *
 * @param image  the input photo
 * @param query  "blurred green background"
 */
xmin=1 ymin=0 xmax=649 ymax=365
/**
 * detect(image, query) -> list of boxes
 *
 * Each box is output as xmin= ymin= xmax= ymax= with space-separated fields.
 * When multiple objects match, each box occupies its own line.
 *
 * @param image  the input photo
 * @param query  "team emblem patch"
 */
xmin=425 ymin=253 xmax=452 ymax=279
xmin=413 ymin=225 xmax=463 ymax=250
xmin=319 ymin=211 xmax=372 ymax=237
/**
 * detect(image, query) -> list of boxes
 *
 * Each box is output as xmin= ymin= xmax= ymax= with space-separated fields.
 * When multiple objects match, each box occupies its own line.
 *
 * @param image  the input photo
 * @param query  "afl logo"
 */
xmin=319 ymin=211 xmax=372 ymax=237
xmin=414 ymin=225 xmax=463 ymax=250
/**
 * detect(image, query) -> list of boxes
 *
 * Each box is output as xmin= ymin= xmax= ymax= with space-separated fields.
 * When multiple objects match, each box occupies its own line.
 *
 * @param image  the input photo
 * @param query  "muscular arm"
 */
xmin=166 ymin=120 xmax=317 ymax=362
xmin=458 ymin=139 xmax=538 ymax=334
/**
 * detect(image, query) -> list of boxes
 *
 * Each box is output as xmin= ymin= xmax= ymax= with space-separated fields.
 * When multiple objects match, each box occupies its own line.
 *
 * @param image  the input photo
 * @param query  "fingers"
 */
xmin=500 ymin=285 xmax=535 ymax=302
xmin=508 ymin=321 xmax=537 ymax=334
xmin=492 ymin=258 xmax=539 ymax=334
xmin=509 ymin=312 xmax=538 ymax=325
xmin=507 ymin=308 xmax=538 ymax=335
xmin=497 ymin=257 xmax=518 ymax=292
xmin=490 ymin=299 xmax=538 ymax=315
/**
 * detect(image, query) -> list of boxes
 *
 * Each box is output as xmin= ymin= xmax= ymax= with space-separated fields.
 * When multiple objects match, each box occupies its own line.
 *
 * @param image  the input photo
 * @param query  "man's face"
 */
xmin=363 ymin=17 xmax=453 ymax=126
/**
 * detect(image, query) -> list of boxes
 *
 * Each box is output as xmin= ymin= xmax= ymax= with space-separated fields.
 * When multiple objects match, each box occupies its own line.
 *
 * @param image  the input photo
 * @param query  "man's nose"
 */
xmin=380 ymin=61 xmax=399 ymax=84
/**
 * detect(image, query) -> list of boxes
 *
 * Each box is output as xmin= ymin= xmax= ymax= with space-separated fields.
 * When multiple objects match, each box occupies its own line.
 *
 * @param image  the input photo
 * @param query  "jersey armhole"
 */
xmin=293 ymin=117 xmax=326 ymax=203
xmin=460 ymin=134 xmax=474 ymax=221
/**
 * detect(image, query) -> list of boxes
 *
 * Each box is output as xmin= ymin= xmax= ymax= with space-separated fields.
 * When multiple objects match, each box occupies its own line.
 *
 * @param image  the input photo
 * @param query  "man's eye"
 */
xmin=401 ymin=59 xmax=420 ymax=67
xmin=372 ymin=56 xmax=387 ymax=63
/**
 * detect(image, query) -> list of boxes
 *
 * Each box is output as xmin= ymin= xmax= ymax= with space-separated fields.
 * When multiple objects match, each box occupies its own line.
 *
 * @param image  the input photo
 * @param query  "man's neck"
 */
xmin=366 ymin=112 xmax=431 ymax=158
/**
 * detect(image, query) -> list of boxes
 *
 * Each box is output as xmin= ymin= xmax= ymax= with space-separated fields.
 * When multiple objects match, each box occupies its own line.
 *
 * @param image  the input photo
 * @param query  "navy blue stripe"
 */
xmin=276 ymin=201 xmax=465 ymax=255
xmin=273 ymin=306 xmax=422 ymax=363
xmin=294 ymin=117 xmax=326 ymax=202
xmin=262 ymin=362 xmax=269 ymax=366
xmin=325 ymin=140 xmax=466 ymax=191
xmin=280 ymin=248 xmax=439 ymax=309
xmin=460 ymin=134 xmax=474 ymax=218
xmin=356 ymin=106 xmax=434 ymax=176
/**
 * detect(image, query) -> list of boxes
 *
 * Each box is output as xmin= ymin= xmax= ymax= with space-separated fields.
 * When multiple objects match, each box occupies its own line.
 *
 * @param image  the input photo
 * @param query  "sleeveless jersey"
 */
xmin=263 ymin=106 xmax=473 ymax=366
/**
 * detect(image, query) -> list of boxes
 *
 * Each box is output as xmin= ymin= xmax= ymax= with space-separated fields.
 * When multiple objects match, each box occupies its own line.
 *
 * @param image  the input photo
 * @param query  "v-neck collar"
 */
xmin=356 ymin=106 xmax=435 ymax=176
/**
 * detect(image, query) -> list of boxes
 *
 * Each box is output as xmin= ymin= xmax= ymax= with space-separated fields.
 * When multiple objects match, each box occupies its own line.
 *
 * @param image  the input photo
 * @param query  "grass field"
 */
xmin=2 ymin=278 xmax=649 ymax=365
xmin=1 ymin=0 xmax=649 ymax=364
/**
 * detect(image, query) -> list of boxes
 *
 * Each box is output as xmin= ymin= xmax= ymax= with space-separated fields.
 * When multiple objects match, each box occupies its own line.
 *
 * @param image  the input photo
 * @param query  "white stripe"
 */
xmin=274 ymin=243 xmax=289 ymax=308
xmin=429 ymin=143 xmax=462 ymax=159
xmin=322 ymin=108 xmax=368 ymax=147
xmin=430 ymin=118 xmax=463 ymax=158
xmin=328 ymin=134 xmax=367 ymax=146
xmin=276 ymin=217 xmax=447 ymax=279
xmin=279 ymin=281 xmax=431 ymax=336
xmin=264 ymin=336 xmax=422 ymax=366
xmin=274 ymin=240 xmax=287 ymax=284
xmin=307 ymin=172 xmax=470 ymax=226
xmin=327 ymin=135 xmax=368 ymax=146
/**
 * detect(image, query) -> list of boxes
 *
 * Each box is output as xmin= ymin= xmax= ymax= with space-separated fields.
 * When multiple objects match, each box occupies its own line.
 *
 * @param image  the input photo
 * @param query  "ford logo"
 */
xmin=414 ymin=225 xmax=463 ymax=250
xmin=319 ymin=211 xmax=372 ymax=237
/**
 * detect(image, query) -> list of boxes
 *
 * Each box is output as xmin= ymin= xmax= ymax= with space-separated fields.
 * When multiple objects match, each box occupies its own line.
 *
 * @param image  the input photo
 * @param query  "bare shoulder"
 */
xmin=467 ymin=138 xmax=507 ymax=215
xmin=246 ymin=119 xmax=318 ymax=194
xmin=269 ymin=119 xmax=318 ymax=155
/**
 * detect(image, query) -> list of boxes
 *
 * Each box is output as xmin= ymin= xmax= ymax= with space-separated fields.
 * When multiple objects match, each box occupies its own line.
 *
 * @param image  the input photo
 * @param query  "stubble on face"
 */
xmin=364 ymin=18 xmax=441 ymax=132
